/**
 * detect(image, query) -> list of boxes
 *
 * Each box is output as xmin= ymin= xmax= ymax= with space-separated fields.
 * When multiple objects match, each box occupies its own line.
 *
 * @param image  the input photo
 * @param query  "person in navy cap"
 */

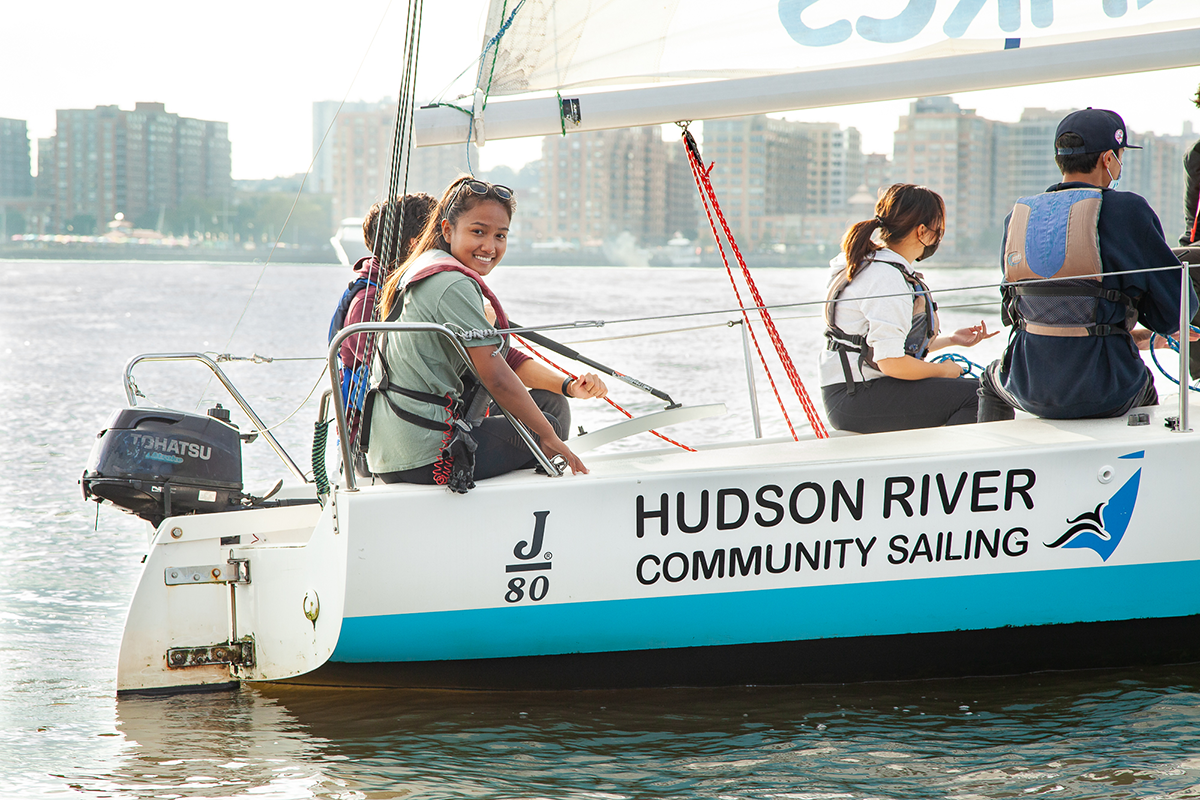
xmin=976 ymin=107 xmax=1198 ymax=422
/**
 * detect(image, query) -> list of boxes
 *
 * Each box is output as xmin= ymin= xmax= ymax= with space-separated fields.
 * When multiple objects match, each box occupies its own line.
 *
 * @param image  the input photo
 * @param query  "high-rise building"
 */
xmin=43 ymin=102 xmax=231 ymax=233
xmin=0 ymin=118 xmax=33 ymax=198
xmin=664 ymin=144 xmax=698 ymax=240
xmin=863 ymin=153 xmax=892 ymax=200
xmin=1123 ymin=127 xmax=1192 ymax=242
xmin=703 ymin=115 xmax=863 ymax=250
xmin=791 ymin=122 xmax=863 ymax=215
xmin=704 ymin=116 xmax=808 ymax=248
xmin=320 ymin=99 xmax=477 ymax=221
xmin=893 ymin=97 xmax=995 ymax=255
xmin=539 ymin=126 xmax=673 ymax=248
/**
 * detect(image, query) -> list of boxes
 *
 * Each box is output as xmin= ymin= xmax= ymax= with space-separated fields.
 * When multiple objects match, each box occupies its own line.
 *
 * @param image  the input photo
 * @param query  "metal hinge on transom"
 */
xmin=164 ymin=557 xmax=250 ymax=586
xmin=166 ymin=636 xmax=255 ymax=669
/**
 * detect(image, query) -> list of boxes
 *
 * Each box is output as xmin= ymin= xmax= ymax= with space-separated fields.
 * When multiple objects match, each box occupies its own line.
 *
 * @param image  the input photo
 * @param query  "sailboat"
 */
xmin=85 ymin=0 xmax=1200 ymax=694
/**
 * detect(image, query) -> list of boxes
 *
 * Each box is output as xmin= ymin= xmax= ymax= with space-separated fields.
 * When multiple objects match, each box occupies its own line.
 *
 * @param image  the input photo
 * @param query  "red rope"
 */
xmin=432 ymin=397 xmax=456 ymax=485
xmin=681 ymin=130 xmax=829 ymax=440
xmin=513 ymin=335 xmax=697 ymax=452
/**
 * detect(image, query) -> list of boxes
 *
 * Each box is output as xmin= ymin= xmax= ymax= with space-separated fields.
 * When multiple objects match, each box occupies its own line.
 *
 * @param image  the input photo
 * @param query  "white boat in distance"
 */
xmin=83 ymin=0 xmax=1200 ymax=694
xmin=330 ymin=217 xmax=369 ymax=268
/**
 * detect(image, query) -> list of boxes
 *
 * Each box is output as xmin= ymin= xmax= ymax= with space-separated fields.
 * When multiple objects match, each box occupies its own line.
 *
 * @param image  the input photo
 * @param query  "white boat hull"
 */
xmin=116 ymin=402 xmax=1200 ymax=692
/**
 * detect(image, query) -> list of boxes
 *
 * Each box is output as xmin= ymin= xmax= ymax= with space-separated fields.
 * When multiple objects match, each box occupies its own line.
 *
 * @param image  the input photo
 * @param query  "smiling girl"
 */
xmin=367 ymin=177 xmax=606 ymax=489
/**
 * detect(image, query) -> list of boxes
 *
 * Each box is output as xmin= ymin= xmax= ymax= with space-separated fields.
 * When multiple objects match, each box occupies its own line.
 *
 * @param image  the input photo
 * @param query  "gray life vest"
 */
xmin=1001 ymin=187 xmax=1137 ymax=339
xmin=824 ymin=257 xmax=939 ymax=394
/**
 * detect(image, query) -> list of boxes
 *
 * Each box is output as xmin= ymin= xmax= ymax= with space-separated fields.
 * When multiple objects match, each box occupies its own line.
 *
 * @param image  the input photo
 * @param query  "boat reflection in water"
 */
xmin=103 ymin=665 xmax=1200 ymax=797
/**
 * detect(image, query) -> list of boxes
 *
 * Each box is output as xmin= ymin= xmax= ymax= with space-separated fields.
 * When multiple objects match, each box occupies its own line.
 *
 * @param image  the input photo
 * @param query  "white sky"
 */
xmin=3 ymin=1 xmax=1197 ymax=180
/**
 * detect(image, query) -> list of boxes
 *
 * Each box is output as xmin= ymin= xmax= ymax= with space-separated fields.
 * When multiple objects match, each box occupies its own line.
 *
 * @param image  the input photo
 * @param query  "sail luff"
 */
xmin=415 ymin=27 xmax=1200 ymax=147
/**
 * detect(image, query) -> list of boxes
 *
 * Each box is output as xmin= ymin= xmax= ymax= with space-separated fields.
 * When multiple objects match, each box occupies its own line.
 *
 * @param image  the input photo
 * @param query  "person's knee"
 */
xmin=530 ymin=389 xmax=571 ymax=439
xmin=976 ymin=368 xmax=1016 ymax=422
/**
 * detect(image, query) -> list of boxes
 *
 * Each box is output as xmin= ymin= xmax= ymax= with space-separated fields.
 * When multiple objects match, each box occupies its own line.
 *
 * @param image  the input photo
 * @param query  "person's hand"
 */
xmin=948 ymin=320 xmax=998 ymax=347
xmin=940 ymin=360 xmax=964 ymax=378
xmin=540 ymin=436 xmax=587 ymax=475
xmin=482 ymin=299 xmax=497 ymax=325
xmin=1130 ymin=327 xmax=1196 ymax=350
xmin=567 ymin=372 xmax=608 ymax=399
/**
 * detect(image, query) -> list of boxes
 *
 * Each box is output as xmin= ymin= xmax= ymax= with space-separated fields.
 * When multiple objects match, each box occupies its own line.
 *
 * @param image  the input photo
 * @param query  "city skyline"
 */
xmin=2 ymin=2 xmax=1199 ymax=181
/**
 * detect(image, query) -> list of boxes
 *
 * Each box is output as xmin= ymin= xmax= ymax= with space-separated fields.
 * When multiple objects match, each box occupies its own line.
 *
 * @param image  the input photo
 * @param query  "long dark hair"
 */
xmin=362 ymin=192 xmax=436 ymax=266
xmin=841 ymin=183 xmax=945 ymax=281
xmin=378 ymin=175 xmax=517 ymax=318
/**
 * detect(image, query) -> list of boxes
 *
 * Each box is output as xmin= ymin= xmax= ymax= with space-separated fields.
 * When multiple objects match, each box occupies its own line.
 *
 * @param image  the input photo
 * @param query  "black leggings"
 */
xmin=377 ymin=390 xmax=570 ymax=485
xmin=822 ymin=377 xmax=980 ymax=434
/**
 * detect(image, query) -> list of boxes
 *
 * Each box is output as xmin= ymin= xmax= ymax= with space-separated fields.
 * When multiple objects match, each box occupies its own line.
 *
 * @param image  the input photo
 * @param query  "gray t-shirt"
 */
xmin=366 ymin=270 xmax=502 ymax=473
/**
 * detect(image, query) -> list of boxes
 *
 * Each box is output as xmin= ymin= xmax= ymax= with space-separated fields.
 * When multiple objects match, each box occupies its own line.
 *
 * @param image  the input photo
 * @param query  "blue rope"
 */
xmin=474 ymin=0 xmax=526 ymax=88
xmin=1149 ymin=325 xmax=1200 ymax=392
xmin=931 ymin=352 xmax=985 ymax=377
xmin=464 ymin=0 xmax=527 ymax=176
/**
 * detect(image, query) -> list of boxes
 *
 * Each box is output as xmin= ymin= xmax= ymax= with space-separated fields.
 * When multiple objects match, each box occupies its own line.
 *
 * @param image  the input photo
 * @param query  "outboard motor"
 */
xmin=82 ymin=404 xmax=245 ymax=526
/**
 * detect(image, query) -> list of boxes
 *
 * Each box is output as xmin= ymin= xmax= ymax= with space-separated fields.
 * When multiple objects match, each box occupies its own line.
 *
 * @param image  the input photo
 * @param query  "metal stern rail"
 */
xmin=123 ymin=352 xmax=307 ymax=481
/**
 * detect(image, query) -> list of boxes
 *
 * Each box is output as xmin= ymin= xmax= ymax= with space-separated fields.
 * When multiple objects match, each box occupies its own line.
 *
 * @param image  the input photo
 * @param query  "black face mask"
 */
xmin=916 ymin=227 xmax=942 ymax=262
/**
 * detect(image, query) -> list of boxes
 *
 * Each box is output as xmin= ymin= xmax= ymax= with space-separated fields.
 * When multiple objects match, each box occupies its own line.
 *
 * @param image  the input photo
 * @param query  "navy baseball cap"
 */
xmin=1055 ymin=108 xmax=1141 ymax=155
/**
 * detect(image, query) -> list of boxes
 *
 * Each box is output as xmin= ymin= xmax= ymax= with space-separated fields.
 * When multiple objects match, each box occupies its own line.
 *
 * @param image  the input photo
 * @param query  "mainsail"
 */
xmin=415 ymin=0 xmax=1200 ymax=146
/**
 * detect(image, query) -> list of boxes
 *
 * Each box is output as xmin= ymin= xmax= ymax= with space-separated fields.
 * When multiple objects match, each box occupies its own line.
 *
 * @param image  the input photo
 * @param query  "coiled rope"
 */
xmin=931 ymin=353 xmax=986 ymax=378
xmin=1149 ymin=326 xmax=1200 ymax=392
xmin=312 ymin=419 xmax=331 ymax=496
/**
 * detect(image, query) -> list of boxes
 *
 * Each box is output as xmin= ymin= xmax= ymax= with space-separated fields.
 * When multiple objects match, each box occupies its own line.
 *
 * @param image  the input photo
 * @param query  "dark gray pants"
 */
xmin=822 ymin=376 xmax=980 ymax=434
xmin=378 ymin=389 xmax=570 ymax=485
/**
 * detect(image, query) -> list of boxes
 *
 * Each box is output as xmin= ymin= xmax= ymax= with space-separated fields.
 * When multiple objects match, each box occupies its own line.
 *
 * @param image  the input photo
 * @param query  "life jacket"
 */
xmin=824 ymin=256 xmax=939 ymax=394
xmin=362 ymin=252 xmax=511 ymax=493
xmin=1001 ymin=187 xmax=1137 ymax=340
xmin=328 ymin=272 xmax=377 ymax=413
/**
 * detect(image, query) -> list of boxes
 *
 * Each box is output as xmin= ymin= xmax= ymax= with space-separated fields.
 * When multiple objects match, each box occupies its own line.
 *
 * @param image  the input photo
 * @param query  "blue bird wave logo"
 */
xmin=1044 ymin=452 xmax=1143 ymax=562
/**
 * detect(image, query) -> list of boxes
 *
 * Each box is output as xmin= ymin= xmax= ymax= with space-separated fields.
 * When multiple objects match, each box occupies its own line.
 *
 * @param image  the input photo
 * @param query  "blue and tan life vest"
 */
xmin=1002 ymin=187 xmax=1137 ymax=338
xmin=824 ymin=257 xmax=939 ymax=393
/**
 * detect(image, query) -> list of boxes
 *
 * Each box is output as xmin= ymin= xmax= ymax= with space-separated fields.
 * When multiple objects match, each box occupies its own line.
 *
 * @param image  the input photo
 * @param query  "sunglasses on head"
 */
xmin=450 ymin=179 xmax=514 ymax=206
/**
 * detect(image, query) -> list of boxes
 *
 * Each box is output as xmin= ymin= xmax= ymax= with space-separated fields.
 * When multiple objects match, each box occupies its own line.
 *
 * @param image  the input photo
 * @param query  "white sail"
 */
xmin=416 ymin=0 xmax=1200 ymax=145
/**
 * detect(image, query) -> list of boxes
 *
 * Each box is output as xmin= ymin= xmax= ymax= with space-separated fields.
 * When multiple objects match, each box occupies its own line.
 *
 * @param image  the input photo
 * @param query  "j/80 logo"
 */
xmin=504 ymin=511 xmax=552 ymax=603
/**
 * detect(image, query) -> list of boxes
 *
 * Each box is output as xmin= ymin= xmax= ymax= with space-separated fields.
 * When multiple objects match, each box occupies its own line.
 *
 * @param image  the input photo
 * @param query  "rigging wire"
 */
xmin=198 ymin=0 xmax=397 ymax=410
xmin=345 ymin=0 xmax=424 ymax=471
xmin=682 ymin=126 xmax=827 ymax=440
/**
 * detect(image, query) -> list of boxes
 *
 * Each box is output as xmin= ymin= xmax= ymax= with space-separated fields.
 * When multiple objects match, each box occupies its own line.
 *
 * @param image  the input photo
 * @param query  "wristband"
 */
xmin=561 ymin=376 xmax=575 ymax=397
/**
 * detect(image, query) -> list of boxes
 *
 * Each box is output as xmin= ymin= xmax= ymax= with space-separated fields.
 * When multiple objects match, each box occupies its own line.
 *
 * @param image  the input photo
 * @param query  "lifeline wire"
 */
xmin=490 ymin=262 xmax=1190 ymax=338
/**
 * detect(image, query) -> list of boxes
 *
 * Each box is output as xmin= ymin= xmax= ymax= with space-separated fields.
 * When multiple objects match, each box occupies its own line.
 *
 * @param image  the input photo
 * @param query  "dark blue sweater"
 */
xmin=999 ymin=182 xmax=1197 ymax=419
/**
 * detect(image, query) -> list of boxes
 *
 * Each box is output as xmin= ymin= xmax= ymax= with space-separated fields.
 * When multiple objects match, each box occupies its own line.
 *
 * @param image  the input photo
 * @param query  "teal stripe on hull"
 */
xmin=332 ymin=560 xmax=1200 ymax=663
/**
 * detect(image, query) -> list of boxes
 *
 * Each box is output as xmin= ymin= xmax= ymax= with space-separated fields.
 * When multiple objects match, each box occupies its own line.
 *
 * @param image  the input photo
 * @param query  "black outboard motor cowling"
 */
xmin=82 ymin=405 xmax=244 ymax=525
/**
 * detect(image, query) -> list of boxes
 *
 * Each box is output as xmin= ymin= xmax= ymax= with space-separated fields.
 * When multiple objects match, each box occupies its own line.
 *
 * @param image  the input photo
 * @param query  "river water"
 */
xmin=4 ymin=258 xmax=1200 ymax=799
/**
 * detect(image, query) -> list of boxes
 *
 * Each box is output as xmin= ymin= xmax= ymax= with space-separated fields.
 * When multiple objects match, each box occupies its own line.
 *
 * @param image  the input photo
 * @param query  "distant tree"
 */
xmin=1 ymin=209 xmax=27 ymax=237
xmin=231 ymin=192 xmax=333 ymax=247
xmin=68 ymin=214 xmax=96 ymax=235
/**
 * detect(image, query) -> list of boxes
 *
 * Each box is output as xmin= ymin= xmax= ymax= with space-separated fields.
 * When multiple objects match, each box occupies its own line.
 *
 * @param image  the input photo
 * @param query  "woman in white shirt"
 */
xmin=821 ymin=184 xmax=995 ymax=433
